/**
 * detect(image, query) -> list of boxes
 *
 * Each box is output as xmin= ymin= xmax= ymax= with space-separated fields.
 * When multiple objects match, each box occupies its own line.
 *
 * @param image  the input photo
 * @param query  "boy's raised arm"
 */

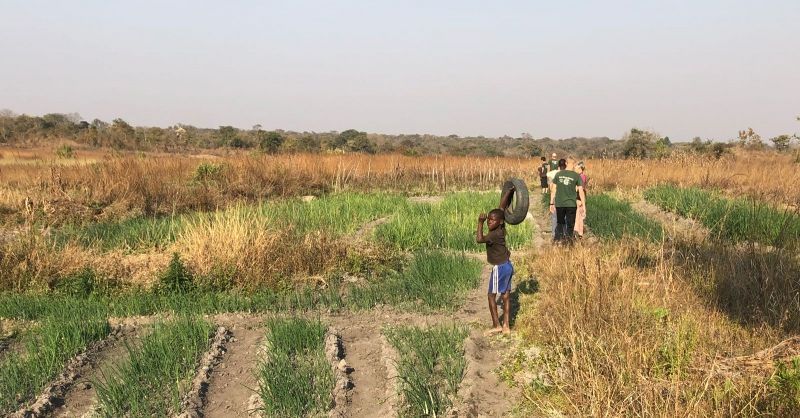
xmin=476 ymin=213 xmax=488 ymax=243
xmin=499 ymin=187 xmax=514 ymax=210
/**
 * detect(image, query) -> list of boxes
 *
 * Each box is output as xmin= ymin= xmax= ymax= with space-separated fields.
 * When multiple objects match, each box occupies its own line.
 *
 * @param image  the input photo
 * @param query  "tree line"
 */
xmin=0 ymin=110 xmax=797 ymax=159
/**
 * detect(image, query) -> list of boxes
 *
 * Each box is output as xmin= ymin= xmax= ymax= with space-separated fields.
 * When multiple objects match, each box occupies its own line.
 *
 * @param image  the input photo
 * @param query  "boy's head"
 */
xmin=540 ymin=156 xmax=546 ymax=162
xmin=558 ymin=158 xmax=567 ymax=170
xmin=487 ymin=208 xmax=505 ymax=230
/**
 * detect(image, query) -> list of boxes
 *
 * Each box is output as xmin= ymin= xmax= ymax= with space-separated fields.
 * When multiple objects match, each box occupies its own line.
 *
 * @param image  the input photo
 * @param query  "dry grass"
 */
xmin=585 ymin=150 xmax=800 ymax=207
xmin=0 ymin=147 xmax=797 ymax=226
xmin=515 ymin=238 xmax=798 ymax=416
xmin=173 ymin=208 xmax=349 ymax=288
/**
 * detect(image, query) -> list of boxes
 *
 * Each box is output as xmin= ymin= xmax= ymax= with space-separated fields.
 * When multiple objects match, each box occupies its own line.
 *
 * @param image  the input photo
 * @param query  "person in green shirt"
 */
xmin=549 ymin=159 xmax=586 ymax=242
xmin=548 ymin=153 xmax=559 ymax=173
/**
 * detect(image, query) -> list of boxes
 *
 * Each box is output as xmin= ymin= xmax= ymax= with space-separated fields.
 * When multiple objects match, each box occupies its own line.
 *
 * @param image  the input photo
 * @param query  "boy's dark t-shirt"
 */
xmin=553 ymin=170 xmax=583 ymax=207
xmin=485 ymin=226 xmax=510 ymax=265
xmin=548 ymin=159 xmax=559 ymax=171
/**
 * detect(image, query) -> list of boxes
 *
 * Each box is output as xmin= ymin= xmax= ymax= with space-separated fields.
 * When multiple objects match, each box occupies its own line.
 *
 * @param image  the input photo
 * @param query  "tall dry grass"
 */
xmin=0 ymin=149 xmax=797 ymax=225
xmin=173 ymin=207 xmax=350 ymax=288
xmin=584 ymin=151 xmax=800 ymax=207
xmin=516 ymin=238 xmax=797 ymax=416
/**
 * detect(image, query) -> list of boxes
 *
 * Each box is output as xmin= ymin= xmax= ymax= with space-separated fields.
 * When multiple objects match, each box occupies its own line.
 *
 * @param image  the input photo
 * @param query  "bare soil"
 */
xmin=203 ymin=313 xmax=265 ymax=418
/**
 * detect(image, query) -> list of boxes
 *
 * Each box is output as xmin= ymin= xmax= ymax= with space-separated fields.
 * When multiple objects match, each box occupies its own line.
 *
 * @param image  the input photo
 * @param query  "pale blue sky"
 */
xmin=1 ymin=1 xmax=798 ymax=140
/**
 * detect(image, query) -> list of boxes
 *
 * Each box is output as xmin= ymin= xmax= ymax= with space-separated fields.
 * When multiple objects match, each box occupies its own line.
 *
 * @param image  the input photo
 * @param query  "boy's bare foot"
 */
xmin=502 ymin=326 xmax=511 ymax=334
xmin=483 ymin=327 xmax=503 ymax=337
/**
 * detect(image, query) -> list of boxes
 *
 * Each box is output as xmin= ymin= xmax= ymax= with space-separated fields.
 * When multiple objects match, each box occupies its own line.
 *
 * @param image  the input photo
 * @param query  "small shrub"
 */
xmin=55 ymin=267 xmax=97 ymax=297
xmin=157 ymin=253 xmax=193 ymax=293
xmin=55 ymin=144 xmax=74 ymax=158
xmin=192 ymin=162 xmax=224 ymax=184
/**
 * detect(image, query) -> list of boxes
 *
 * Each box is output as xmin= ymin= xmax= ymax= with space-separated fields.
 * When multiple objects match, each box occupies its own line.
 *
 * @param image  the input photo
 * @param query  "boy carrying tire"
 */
xmin=476 ymin=187 xmax=515 ymax=335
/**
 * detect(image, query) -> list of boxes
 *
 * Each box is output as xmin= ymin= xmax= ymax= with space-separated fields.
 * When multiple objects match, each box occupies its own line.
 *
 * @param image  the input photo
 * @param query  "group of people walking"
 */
xmin=475 ymin=152 xmax=590 ymax=336
xmin=538 ymin=152 xmax=588 ymax=242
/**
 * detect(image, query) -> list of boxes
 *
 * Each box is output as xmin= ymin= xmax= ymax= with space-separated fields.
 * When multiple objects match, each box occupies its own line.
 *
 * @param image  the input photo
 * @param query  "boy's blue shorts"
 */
xmin=488 ymin=260 xmax=513 ymax=294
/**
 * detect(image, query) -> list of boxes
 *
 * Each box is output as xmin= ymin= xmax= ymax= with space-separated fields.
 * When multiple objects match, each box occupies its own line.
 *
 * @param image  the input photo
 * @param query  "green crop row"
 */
xmin=349 ymin=250 xmax=482 ymax=311
xmin=0 ymin=249 xmax=481 ymax=321
xmin=586 ymin=194 xmax=664 ymax=242
xmin=0 ymin=314 xmax=110 ymax=415
xmin=94 ymin=316 xmax=212 ymax=417
xmin=385 ymin=325 xmax=467 ymax=417
xmin=541 ymin=192 xmax=663 ymax=242
xmin=256 ymin=318 xmax=333 ymax=417
xmin=644 ymin=185 xmax=800 ymax=248
xmin=375 ymin=192 xmax=532 ymax=251
xmin=52 ymin=191 xmax=525 ymax=253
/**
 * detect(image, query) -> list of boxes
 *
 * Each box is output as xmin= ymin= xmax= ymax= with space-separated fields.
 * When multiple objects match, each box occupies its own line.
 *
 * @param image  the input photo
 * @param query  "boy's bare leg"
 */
xmin=502 ymin=292 xmax=511 ymax=333
xmin=485 ymin=294 xmax=502 ymax=336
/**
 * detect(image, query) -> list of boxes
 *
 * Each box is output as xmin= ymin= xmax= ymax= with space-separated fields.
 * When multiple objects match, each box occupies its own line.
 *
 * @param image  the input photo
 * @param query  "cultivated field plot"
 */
xmin=0 ymin=187 xmax=531 ymax=417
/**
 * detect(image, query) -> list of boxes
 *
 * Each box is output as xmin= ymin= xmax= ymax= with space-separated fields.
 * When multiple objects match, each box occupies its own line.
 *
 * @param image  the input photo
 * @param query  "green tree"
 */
xmin=622 ymin=128 xmax=660 ymax=158
xmin=218 ymin=126 xmax=247 ymax=148
xmin=654 ymin=136 xmax=672 ymax=159
xmin=258 ymin=131 xmax=285 ymax=153
xmin=334 ymin=129 xmax=375 ymax=153
xmin=771 ymin=134 xmax=793 ymax=152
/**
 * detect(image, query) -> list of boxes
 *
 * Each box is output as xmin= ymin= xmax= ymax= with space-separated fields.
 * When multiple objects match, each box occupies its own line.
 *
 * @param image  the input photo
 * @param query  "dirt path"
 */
xmin=331 ymin=320 xmax=393 ymax=417
xmin=202 ymin=313 xmax=265 ymax=418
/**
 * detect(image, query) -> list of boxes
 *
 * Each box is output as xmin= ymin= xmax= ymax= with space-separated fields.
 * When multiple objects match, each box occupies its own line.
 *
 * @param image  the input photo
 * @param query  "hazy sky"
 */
xmin=1 ymin=1 xmax=798 ymax=141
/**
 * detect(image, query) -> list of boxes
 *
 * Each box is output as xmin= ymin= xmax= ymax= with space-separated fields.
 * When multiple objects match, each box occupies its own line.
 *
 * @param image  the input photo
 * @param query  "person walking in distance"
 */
xmin=537 ymin=156 xmax=548 ymax=194
xmin=550 ymin=159 xmax=586 ymax=243
xmin=548 ymin=153 xmax=559 ymax=173
xmin=573 ymin=161 xmax=589 ymax=238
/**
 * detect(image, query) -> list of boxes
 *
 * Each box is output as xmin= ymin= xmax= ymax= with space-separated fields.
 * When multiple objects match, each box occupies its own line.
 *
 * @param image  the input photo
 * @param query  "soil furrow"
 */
xmin=49 ymin=324 xmax=139 ymax=418
xmin=176 ymin=326 xmax=232 ymax=418
xmin=325 ymin=328 xmax=352 ymax=418
xmin=203 ymin=314 xmax=265 ymax=418
xmin=13 ymin=325 xmax=130 ymax=418
xmin=332 ymin=321 xmax=394 ymax=418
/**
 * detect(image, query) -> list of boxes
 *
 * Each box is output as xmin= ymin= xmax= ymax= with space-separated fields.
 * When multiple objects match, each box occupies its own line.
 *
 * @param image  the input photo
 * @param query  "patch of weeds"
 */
xmin=654 ymin=317 xmax=696 ymax=379
xmin=94 ymin=316 xmax=212 ymax=417
xmin=341 ymin=244 xmax=405 ymax=279
xmin=769 ymin=357 xmax=800 ymax=409
xmin=192 ymin=162 xmax=225 ymax=184
xmin=0 ymin=314 xmax=110 ymax=415
xmin=55 ymin=144 xmax=74 ymax=158
xmin=385 ymin=325 xmax=467 ymax=417
xmin=54 ymin=267 xmax=98 ymax=297
xmin=257 ymin=317 xmax=333 ymax=417
xmin=194 ymin=265 xmax=236 ymax=292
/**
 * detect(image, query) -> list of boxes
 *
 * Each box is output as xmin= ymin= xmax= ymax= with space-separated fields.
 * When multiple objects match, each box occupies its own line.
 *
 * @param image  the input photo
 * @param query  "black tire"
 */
xmin=501 ymin=178 xmax=529 ymax=225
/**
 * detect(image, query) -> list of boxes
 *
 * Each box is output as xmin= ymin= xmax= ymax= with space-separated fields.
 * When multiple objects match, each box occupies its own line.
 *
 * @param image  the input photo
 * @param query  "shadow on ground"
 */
xmin=508 ymin=277 xmax=539 ymax=328
xmin=669 ymin=238 xmax=800 ymax=334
